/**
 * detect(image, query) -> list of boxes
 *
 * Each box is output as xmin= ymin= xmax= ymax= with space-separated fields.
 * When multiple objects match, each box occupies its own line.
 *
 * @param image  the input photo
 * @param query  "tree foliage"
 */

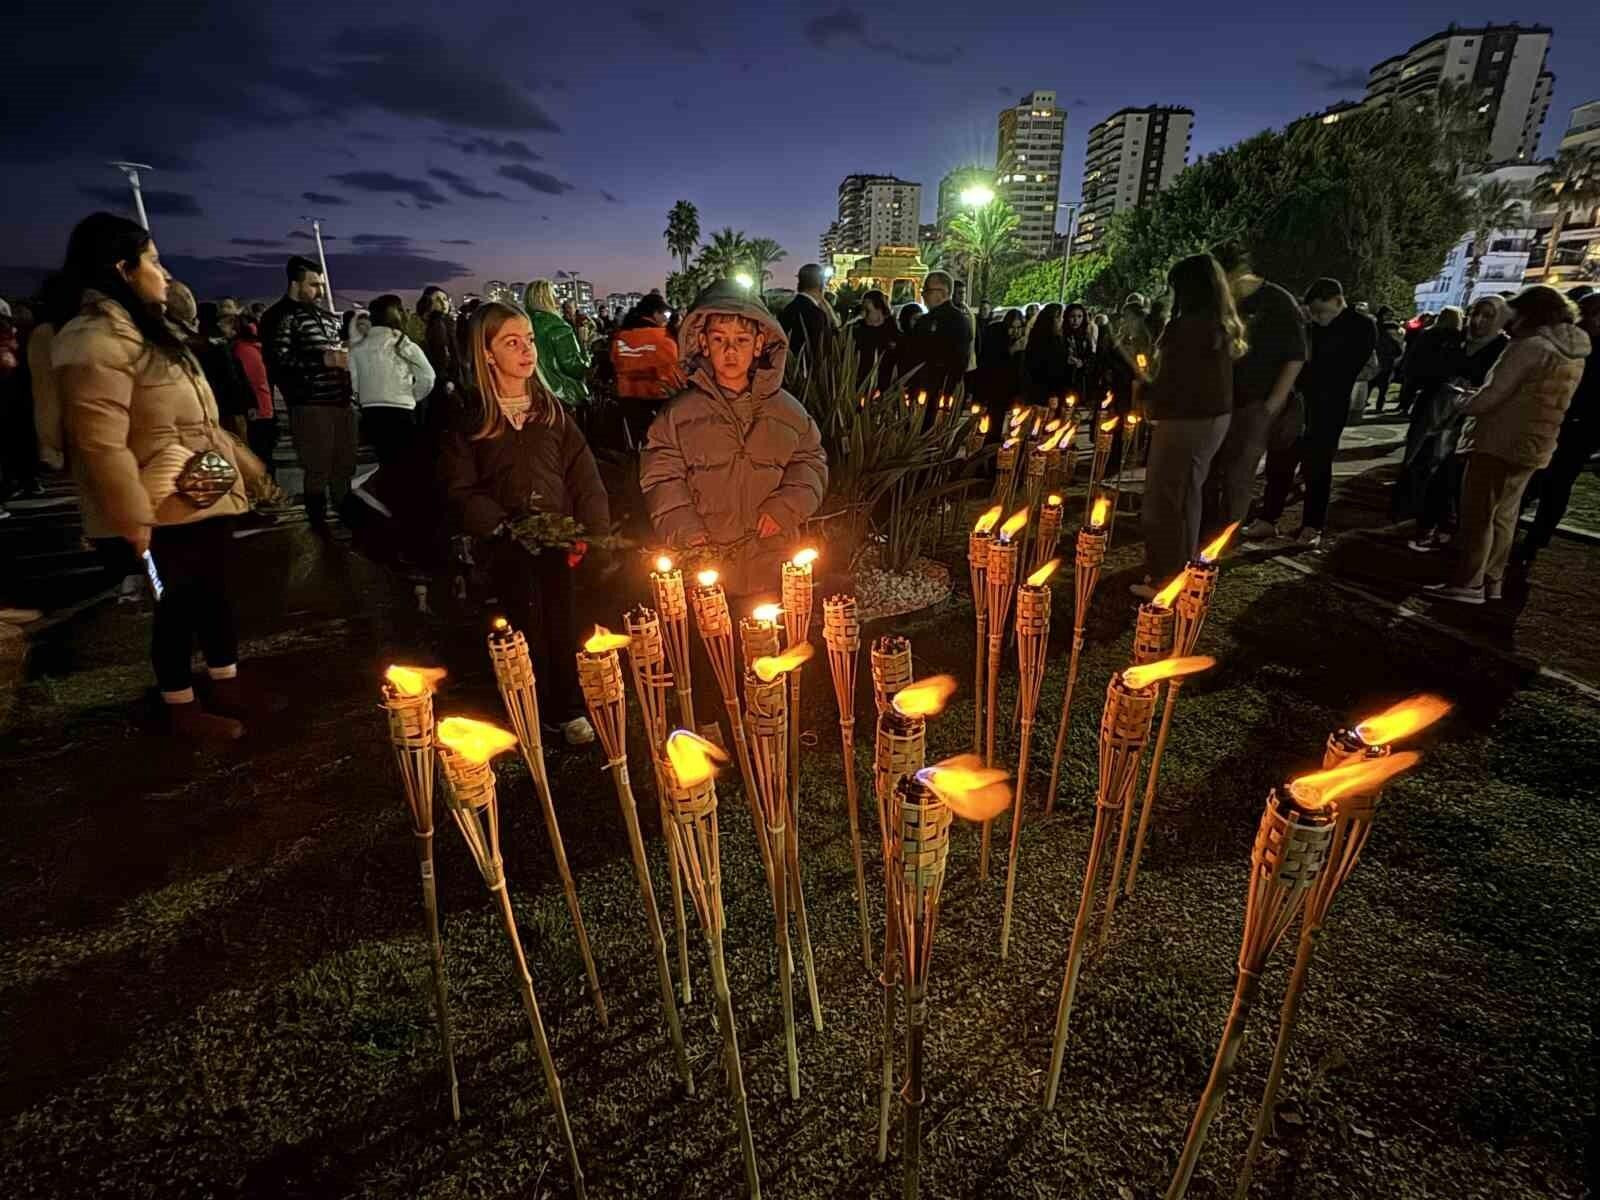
xmin=1002 ymin=252 xmax=1109 ymax=307
xmin=945 ymin=199 xmax=1021 ymax=305
xmin=1531 ymin=148 xmax=1600 ymax=278
xmin=664 ymin=201 xmax=700 ymax=273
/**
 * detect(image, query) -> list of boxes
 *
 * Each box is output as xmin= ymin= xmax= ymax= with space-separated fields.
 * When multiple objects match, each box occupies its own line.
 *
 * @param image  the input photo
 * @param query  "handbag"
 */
xmin=173 ymin=448 xmax=239 ymax=509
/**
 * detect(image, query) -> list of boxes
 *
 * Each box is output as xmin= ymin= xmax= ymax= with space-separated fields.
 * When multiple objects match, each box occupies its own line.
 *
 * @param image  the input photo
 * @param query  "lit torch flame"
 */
xmin=1090 ymin=496 xmax=1111 ymax=528
xmin=696 ymin=568 xmax=720 ymax=588
xmin=999 ymin=508 xmax=1029 ymax=542
xmin=1046 ymin=493 xmax=1062 ymax=507
xmin=1026 ymin=559 xmax=1060 ymax=587
xmin=666 ymin=729 xmax=729 ymax=788
xmin=1354 ymin=694 xmax=1452 ymax=748
xmin=1101 ymin=392 xmax=1113 ymax=409
xmin=385 ymin=664 xmax=446 ymax=697
xmin=436 ymin=716 xmax=518 ymax=764
xmin=584 ymin=625 xmax=632 ymax=654
xmin=891 ymin=674 xmax=958 ymax=719
xmin=1126 ymin=412 xmax=1142 ymax=428
xmin=752 ymin=603 xmax=783 ymax=624
xmin=973 ymin=505 xmax=1003 ymax=535
xmin=1122 ymin=654 xmax=1216 ymax=691
xmin=1150 ymin=573 xmax=1186 ymax=609
xmin=1031 ymin=414 xmax=1043 ymax=435
xmin=1045 ymin=418 xmax=1062 ymax=432
xmin=917 ymin=390 xmax=928 ymax=406
xmin=1066 ymin=393 xmax=1078 ymax=407
xmin=1136 ymin=353 xmax=1148 ymax=372
xmin=1098 ymin=416 xmax=1119 ymax=433
xmin=1039 ymin=426 xmax=1066 ymax=452
xmin=970 ymin=403 xmax=982 ymax=415
xmin=654 ymin=554 xmax=675 ymax=574
xmin=753 ymin=643 xmax=816 ymax=682
xmin=1289 ymin=751 xmax=1421 ymax=810
xmin=919 ymin=754 xmax=1013 ymax=822
xmin=491 ymin=616 xmax=509 ymax=632
xmin=1198 ymin=522 xmax=1239 ymax=563
xmin=791 ymin=547 xmax=819 ymax=569
xmin=979 ymin=415 xmax=991 ymax=434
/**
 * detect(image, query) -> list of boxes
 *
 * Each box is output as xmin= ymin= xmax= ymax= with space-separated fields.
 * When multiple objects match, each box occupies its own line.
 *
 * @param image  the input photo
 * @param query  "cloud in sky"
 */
xmin=330 ymin=171 xmax=449 ymax=208
xmin=302 ymin=191 xmax=349 ymax=206
xmin=79 ymin=186 xmax=204 ymax=217
xmin=803 ymin=7 xmax=960 ymax=66
xmin=496 ymin=165 xmax=575 ymax=195
xmin=1298 ymin=58 xmax=1369 ymax=92
xmin=442 ymin=135 xmax=541 ymax=161
xmin=426 ymin=168 xmax=507 ymax=200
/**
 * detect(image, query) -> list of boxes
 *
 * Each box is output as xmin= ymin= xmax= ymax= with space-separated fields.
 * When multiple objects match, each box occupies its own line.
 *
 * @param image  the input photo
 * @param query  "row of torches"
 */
xmin=378 ymin=465 xmax=1450 ymax=1198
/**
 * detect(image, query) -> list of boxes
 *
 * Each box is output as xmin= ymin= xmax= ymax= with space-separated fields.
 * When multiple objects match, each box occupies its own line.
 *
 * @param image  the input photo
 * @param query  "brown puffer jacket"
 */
xmin=1458 ymin=323 xmax=1591 ymax=469
xmin=55 ymin=294 xmax=258 ymax=541
xmin=640 ymin=285 xmax=827 ymax=595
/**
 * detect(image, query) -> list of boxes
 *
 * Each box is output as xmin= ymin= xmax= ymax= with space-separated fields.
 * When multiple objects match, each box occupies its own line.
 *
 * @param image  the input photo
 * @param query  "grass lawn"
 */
xmin=0 ymin=521 xmax=1594 ymax=1199
xmin=1559 ymin=465 xmax=1600 ymax=532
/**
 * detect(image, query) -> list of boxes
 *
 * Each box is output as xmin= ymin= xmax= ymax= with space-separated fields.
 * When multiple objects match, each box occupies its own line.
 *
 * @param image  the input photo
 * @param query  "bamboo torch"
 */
xmin=623 ymin=606 xmax=694 ymax=1007
xmin=871 ymin=674 xmax=955 ymax=1161
xmin=979 ymin=508 xmax=1028 ymax=881
xmin=380 ymin=664 xmax=460 ymax=1121
xmin=1044 ymin=655 xmax=1216 ymax=1110
xmin=993 ymin=438 xmax=1021 ymax=510
xmin=1058 ymin=420 xmax=1080 ymax=496
xmin=1096 ymin=572 xmax=1185 ymax=949
xmin=486 ymin=622 xmax=607 ymax=1027
xmin=1032 ymin=494 xmax=1064 ymax=575
xmin=963 ymin=412 xmax=990 ymax=457
xmin=1045 ymin=423 xmax=1074 ymax=497
xmin=576 ymin=627 xmax=695 ymax=1094
xmin=1234 ymin=698 xmax=1448 ymax=1199
xmin=777 ymin=568 xmax=827 ymax=1036
xmin=967 ymin=506 xmax=1002 ymax=755
xmin=1164 ymin=754 xmax=1421 ymax=1200
xmin=650 ymin=555 xmax=696 ymax=731
xmin=1084 ymin=416 xmax=1119 ymax=525
xmin=1124 ymin=522 xmax=1240 ymax=895
xmin=823 ymin=593 xmax=872 ymax=969
xmin=1107 ymin=412 xmax=1140 ymax=539
xmin=897 ymin=757 xmax=1013 ymax=1200
xmin=435 ymin=717 xmax=586 ymax=1199
xmin=999 ymin=559 xmax=1059 ymax=958
xmin=744 ymin=643 xmax=816 ymax=1098
xmin=691 ymin=569 xmax=775 ymax=891
xmin=871 ymin=633 xmax=914 ymax=717
xmin=662 ymin=731 xmax=763 ymax=1199
xmin=1045 ymin=494 xmax=1112 ymax=814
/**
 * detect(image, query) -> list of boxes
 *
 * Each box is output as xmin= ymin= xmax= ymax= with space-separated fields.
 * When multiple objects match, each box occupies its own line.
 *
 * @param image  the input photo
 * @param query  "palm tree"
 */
xmin=1428 ymin=80 xmax=1492 ymax=177
xmin=746 ymin=237 xmax=788 ymax=292
xmin=944 ymin=199 xmax=1021 ymax=305
xmin=1461 ymin=179 xmax=1526 ymax=304
xmin=664 ymin=201 xmax=700 ymax=272
xmin=697 ymin=227 xmax=753 ymax=280
xmin=1531 ymin=148 xmax=1600 ymax=281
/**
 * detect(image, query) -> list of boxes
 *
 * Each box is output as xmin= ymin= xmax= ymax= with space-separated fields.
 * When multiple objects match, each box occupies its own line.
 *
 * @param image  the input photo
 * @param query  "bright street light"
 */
xmin=733 ymin=271 xmax=754 ymax=290
xmin=960 ymin=184 xmax=995 ymax=210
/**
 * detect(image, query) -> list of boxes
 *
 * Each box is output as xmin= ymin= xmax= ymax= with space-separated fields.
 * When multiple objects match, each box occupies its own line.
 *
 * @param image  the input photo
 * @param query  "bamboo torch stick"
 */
xmin=380 ymin=664 xmax=460 ymax=1121
xmin=897 ymin=757 xmax=1013 ymax=1200
xmin=1000 ymin=558 xmax=1059 ymax=958
xmin=1084 ymin=414 xmax=1119 ymax=525
xmin=662 ymin=731 xmax=763 ymax=1199
xmin=1044 ymin=655 xmax=1216 ymax=1110
xmin=1164 ymin=760 xmax=1399 ymax=1200
xmin=1032 ymin=493 xmax=1064 ymax=575
xmin=1107 ymin=412 xmax=1140 ymax=540
xmin=692 ymin=569 xmax=775 ymax=891
xmin=780 ymin=551 xmax=825 ymax=1032
xmin=870 ymin=674 xmax=954 ymax=1159
xmin=967 ymin=506 xmax=1001 ymax=755
xmin=823 ymin=593 xmax=872 ymax=970
xmin=871 ymin=633 xmax=914 ymax=718
xmin=623 ymin=606 xmax=693 ymax=1007
xmin=1234 ymin=699 xmax=1447 ymax=1199
xmin=486 ymin=623 xmax=608 ymax=1027
xmin=1045 ymin=496 xmax=1112 ymax=814
xmin=576 ymin=627 xmax=695 ymax=1094
xmin=435 ymin=717 xmax=586 ymax=1199
xmin=649 ymin=555 xmax=697 ymax=732
xmin=992 ymin=437 xmax=1021 ymax=511
xmin=979 ymin=508 xmax=1027 ymax=880
xmin=744 ymin=643 xmax=815 ymax=1098
xmin=1124 ymin=522 xmax=1239 ymax=895
xmin=1095 ymin=572 xmax=1183 ymax=949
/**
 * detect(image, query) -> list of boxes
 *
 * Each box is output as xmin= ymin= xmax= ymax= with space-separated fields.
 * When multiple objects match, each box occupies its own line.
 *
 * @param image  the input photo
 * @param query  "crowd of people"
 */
xmin=0 ymin=210 xmax=1595 ymax=743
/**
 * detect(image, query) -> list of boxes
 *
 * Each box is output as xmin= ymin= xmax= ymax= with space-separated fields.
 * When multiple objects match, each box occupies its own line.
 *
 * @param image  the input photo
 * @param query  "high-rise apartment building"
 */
xmin=937 ymin=165 xmax=996 ymax=229
xmin=996 ymin=91 xmax=1066 ymax=256
xmin=552 ymin=278 xmax=595 ymax=313
xmin=832 ymin=175 xmax=922 ymax=256
xmin=1364 ymin=24 xmax=1554 ymax=162
xmin=1075 ymin=106 xmax=1193 ymax=254
xmin=1561 ymin=98 xmax=1600 ymax=154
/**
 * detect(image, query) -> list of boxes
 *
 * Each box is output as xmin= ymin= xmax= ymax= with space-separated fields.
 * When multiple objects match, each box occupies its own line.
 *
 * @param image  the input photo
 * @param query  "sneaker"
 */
xmin=1423 ymin=583 xmax=1485 ymax=605
xmin=1484 ymin=579 xmax=1503 ymax=601
xmin=562 ymin=716 xmax=597 ymax=746
xmin=1296 ymin=528 xmax=1323 ymax=548
xmin=1242 ymin=518 xmax=1278 ymax=541
xmin=1407 ymin=533 xmax=1440 ymax=553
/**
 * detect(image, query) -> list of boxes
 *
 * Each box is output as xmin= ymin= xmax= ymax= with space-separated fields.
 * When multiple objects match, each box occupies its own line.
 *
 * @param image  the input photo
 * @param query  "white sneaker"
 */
xmin=1423 ymin=583 xmax=1485 ymax=605
xmin=562 ymin=717 xmax=597 ymax=746
xmin=1242 ymin=518 xmax=1277 ymax=541
xmin=1296 ymin=528 xmax=1323 ymax=548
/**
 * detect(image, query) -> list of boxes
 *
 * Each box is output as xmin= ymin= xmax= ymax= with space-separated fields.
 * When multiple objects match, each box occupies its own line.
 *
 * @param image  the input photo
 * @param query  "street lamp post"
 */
xmin=959 ymin=183 xmax=995 ymax=306
xmin=1057 ymin=201 xmax=1083 ymax=305
xmin=301 ymin=216 xmax=336 ymax=314
xmin=109 ymin=162 xmax=154 ymax=232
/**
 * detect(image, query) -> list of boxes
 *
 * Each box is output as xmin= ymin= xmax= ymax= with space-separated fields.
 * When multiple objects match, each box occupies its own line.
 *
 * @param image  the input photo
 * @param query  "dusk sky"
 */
xmin=3 ymin=1 xmax=1597 ymax=303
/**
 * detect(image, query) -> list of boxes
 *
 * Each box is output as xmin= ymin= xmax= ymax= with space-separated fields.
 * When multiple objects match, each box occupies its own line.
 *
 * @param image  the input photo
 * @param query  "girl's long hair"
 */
xmin=1167 ymin=253 xmax=1248 ymax=359
xmin=56 ymin=212 xmax=194 ymax=369
xmin=524 ymin=279 xmax=561 ymax=315
xmin=1025 ymin=302 xmax=1064 ymax=352
xmin=464 ymin=300 xmax=563 ymax=440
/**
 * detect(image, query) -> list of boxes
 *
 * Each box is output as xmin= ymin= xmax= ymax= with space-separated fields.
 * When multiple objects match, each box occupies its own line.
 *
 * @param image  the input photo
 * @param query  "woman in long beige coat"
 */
xmin=55 ymin=213 xmax=267 ymax=738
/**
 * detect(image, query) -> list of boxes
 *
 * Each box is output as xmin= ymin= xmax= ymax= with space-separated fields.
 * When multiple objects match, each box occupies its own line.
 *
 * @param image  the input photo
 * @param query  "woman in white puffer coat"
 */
xmin=350 ymin=293 xmax=434 ymax=464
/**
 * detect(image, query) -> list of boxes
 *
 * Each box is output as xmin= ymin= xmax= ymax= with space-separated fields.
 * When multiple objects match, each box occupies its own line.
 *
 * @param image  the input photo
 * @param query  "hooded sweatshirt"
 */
xmin=640 ymin=281 xmax=827 ymax=594
xmin=349 ymin=321 xmax=435 ymax=411
xmin=1457 ymin=323 xmax=1592 ymax=468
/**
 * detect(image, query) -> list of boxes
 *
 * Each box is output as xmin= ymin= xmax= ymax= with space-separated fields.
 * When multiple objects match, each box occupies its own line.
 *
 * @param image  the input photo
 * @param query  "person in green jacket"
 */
xmin=522 ymin=279 xmax=591 ymax=409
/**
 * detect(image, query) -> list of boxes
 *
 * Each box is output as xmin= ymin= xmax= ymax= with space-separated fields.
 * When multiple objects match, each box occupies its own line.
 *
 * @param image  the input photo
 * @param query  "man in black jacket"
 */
xmin=909 ymin=271 xmax=973 ymax=401
xmin=778 ymin=263 xmax=835 ymax=381
xmin=267 ymin=256 xmax=353 ymax=528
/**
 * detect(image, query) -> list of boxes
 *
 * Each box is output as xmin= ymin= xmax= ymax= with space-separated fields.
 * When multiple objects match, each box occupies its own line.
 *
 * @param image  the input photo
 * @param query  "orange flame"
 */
xmin=491 ymin=615 xmax=509 ymax=632
xmin=919 ymin=754 xmax=1013 ymax=821
xmin=973 ymin=504 xmax=1003 ymax=534
xmin=584 ymin=625 xmax=631 ymax=654
xmin=1289 ymin=751 xmax=1421 ymax=809
xmin=1063 ymin=422 xmax=1079 ymax=443
xmin=1136 ymin=353 xmax=1148 ymax=371
xmin=753 ymin=643 xmax=815 ymax=682
xmin=1101 ymin=392 xmax=1113 ymax=409
xmin=1098 ymin=416 xmax=1119 ymax=433
xmin=1123 ymin=654 xmax=1216 ymax=690
xmin=1045 ymin=418 xmax=1062 ymax=432
xmin=891 ymin=674 xmax=958 ymax=719
xmin=696 ymin=568 xmax=720 ymax=588
xmin=999 ymin=508 xmax=1029 ymax=541
xmin=1031 ymin=414 xmax=1043 ymax=435
xmin=1354 ymin=694 xmax=1452 ymax=748
xmin=1151 ymin=573 xmax=1186 ymax=609
xmin=1002 ymin=437 xmax=1019 ymax=450
xmin=1045 ymin=493 xmax=1063 ymax=507
xmin=979 ymin=415 xmax=991 ymax=434
xmin=666 ymin=729 xmax=729 ymax=788
xmin=791 ymin=547 xmax=820 ymax=569
xmin=1090 ymin=496 xmax=1111 ymax=528
xmin=970 ymin=403 xmax=982 ymax=415
xmin=653 ymin=554 xmax=674 ymax=574
xmin=752 ymin=603 xmax=783 ymax=624
xmin=1126 ymin=412 xmax=1143 ymax=428
xmin=1026 ymin=559 xmax=1060 ymax=587
xmin=1039 ymin=426 xmax=1066 ymax=452
xmin=436 ymin=716 xmax=518 ymax=764
xmin=917 ymin=390 xmax=928 ymax=406
xmin=1066 ymin=392 xmax=1078 ymax=407
xmin=1198 ymin=522 xmax=1239 ymax=563
xmin=385 ymin=664 xmax=446 ymax=697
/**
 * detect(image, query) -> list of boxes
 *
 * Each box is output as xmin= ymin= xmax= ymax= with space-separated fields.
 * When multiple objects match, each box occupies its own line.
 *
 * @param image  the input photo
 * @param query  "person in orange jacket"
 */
xmin=611 ymin=294 xmax=680 ymax=446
